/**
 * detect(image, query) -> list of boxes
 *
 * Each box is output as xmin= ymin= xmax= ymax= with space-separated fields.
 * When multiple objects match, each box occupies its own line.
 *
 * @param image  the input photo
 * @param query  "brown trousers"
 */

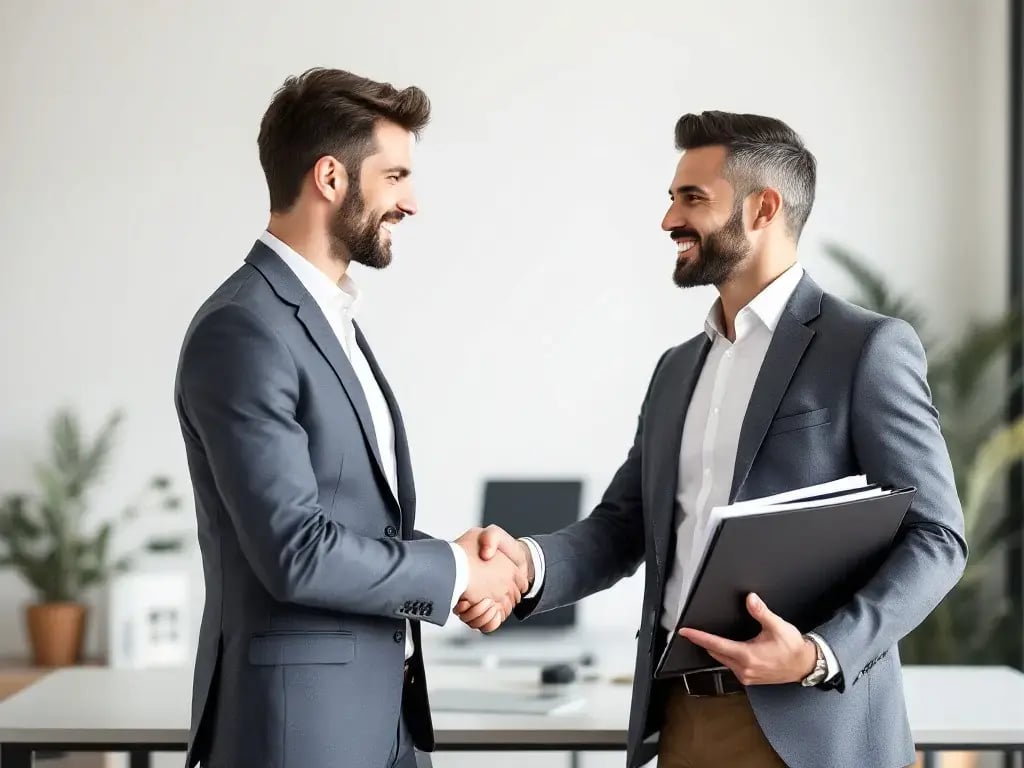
xmin=657 ymin=684 xmax=787 ymax=768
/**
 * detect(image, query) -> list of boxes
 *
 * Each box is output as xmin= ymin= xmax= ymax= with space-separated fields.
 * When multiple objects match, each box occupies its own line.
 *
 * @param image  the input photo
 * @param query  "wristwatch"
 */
xmin=800 ymin=634 xmax=827 ymax=687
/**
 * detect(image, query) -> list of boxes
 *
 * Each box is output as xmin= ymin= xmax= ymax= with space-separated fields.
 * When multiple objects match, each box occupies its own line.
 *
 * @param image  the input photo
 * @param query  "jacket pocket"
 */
xmin=248 ymin=630 xmax=355 ymax=666
xmin=767 ymin=407 xmax=831 ymax=437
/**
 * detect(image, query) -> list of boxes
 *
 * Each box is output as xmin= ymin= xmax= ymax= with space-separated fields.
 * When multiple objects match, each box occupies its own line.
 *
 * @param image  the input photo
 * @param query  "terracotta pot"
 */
xmin=936 ymin=754 xmax=980 ymax=768
xmin=913 ymin=752 xmax=980 ymax=768
xmin=25 ymin=602 xmax=87 ymax=667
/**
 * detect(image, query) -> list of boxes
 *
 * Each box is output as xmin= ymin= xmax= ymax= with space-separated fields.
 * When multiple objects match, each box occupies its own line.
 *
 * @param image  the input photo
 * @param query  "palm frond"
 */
xmin=77 ymin=410 xmax=122 ymax=492
xmin=822 ymin=243 xmax=891 ymax=308
xmin=10 ymin=545 xmax=63 ymax=602
xmin=961 ymin=416 xmax=1024 ymax=541
xmin=822 ymin=243 xmax=933 ymax=348
xmin=49 ymin=409 xmax=83 ymax=488
xmin=0 ymin=495 xmax=42 ymax=541
xmin=942 ymin=313 xmax=1021 ymax=406
xmin=91 ymin=522 xmax=112 ymax=569
xmin=33 ymin=464 xmax=70 ymax=517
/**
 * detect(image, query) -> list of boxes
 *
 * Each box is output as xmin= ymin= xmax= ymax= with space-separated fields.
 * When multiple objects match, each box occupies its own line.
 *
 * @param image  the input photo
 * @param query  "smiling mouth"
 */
xmin=380 ymin=212 xmax=405 ymax=235
xmin=675 ymin=239 xmax=698 ymax=256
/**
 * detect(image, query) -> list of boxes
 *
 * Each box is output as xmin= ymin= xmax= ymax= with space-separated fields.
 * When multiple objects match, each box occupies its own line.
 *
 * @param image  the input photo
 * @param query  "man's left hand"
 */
xmin=678 ymin=593 xmax=817 ymax=686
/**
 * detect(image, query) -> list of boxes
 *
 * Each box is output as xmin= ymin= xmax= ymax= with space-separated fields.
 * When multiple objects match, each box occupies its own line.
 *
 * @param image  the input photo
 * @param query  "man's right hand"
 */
xmin=455 ymin=528 xmax=528 ymax=633
xmin=454 ymin=526 xmax=533 ymax=632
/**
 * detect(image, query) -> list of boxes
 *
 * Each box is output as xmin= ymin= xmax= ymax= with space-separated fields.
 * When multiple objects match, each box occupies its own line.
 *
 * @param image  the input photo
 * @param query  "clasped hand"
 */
xmin=679 ymin=593 xmax=818 ymax=685
xmin=453 ymin=525 xmax=532 ymax=633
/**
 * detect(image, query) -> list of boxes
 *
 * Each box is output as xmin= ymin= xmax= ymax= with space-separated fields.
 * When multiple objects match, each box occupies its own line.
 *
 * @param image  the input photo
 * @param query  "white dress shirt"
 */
xmin=526 ymin=263 xmax=837 ymax=680
xmin=260 ymin=231 xmax=468 ymax=658
xmin=660 ymin=264 xmax=806 ymax=630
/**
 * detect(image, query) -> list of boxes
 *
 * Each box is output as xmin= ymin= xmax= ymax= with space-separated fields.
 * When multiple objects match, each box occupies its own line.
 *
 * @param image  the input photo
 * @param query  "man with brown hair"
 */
xmin=460 ymin=111 xmax=967 ymax=768
xmin=174 ymin=68 xmax=526 ymax=768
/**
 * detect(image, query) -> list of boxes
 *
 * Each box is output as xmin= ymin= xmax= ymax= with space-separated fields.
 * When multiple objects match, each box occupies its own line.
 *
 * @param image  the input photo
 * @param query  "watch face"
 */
xmin=803 ymin=667 xmax=825 ymax=686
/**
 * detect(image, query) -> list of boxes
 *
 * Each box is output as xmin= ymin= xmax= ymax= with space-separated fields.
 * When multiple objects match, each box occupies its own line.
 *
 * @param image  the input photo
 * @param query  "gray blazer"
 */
xmin=174 ymin=241 xmax=456 ymax=768
xmin=516 ymin=272 xmax=967 ymax=768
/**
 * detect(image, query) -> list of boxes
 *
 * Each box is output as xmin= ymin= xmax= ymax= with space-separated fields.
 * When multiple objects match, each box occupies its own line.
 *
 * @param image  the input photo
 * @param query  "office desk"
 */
xmin=0 ymin=665 xmax=1022 ymax=767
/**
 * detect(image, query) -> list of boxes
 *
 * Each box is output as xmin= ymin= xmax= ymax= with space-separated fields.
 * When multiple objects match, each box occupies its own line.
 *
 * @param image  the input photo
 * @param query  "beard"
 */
xmin=328 ymin=183 xmax=399 ymax=270
xmin=672 ymin=204 xmax=751 ymax=288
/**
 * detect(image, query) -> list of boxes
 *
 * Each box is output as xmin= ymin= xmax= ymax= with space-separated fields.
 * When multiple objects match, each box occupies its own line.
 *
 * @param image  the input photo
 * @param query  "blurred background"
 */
xmin=0 ymin=0 xmax=1020 ymax=766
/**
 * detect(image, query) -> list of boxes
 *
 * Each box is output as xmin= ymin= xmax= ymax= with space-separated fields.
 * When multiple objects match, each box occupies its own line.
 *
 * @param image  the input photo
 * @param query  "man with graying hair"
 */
xmin=459 ymin=111 xmax=967 ymax=768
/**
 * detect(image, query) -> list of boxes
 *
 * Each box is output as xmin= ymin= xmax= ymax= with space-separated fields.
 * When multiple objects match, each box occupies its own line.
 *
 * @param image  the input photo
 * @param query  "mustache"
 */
xmin=380 ymin=211 xmax=405 ymax=225
xmin=670 ymin=227 xmax=700 ymax=242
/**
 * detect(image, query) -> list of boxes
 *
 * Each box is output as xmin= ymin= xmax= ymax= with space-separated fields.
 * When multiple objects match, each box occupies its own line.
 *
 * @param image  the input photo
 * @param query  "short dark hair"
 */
xmin=258 ymin=68 xmax=431 ymax=212
xmin=674 ymin=111 xmax=816 ymax=239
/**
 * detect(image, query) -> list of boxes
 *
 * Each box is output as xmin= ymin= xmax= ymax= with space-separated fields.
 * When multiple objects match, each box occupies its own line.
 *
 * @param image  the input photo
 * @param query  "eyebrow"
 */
xmin=669 ymin=184 xmax=709 ymax=199
xmin=384 ymin=166 xmax=411 ymax=178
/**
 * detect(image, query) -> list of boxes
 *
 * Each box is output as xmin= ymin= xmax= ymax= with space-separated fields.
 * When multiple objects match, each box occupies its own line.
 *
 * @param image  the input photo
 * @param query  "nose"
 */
xmin=662 ymin=202 xmax=684 ymax=233
xmin=397 ymin=193 xmax=418 ymax=217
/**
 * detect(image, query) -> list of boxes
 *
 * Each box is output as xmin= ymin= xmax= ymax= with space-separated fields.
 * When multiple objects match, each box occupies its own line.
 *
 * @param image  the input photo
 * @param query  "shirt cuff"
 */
xmin=448 ymin=542 xmax=469 ymax=612
xmin=520 ymin=537 xmax=546 ymax=599
xmin=805 ymin=631 xmax=840 ymax=682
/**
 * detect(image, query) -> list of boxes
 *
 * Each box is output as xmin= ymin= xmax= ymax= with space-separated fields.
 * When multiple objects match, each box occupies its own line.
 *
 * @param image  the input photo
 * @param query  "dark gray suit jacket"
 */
xmin=174 ymin=242 xmax=456 ymax=768
xmin=516 ymin=272 xmax=967 ymax=768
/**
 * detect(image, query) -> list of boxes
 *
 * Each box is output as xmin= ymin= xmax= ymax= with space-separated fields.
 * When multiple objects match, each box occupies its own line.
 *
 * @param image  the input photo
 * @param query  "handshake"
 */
xmin=453 ymin=525 xmax=534 ymax=633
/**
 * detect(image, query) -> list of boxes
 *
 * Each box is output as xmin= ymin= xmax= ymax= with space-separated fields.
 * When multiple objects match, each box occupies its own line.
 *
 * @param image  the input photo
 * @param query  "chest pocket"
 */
xmin=766 ymin=407 xmax=830 ymax=437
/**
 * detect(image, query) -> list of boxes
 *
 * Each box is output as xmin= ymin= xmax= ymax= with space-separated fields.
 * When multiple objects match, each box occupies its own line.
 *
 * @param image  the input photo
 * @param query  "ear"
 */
xmin=312 ymin=155 xmax=349 ymax=204
xmin=751 ymin=187 xmax=783 ymax=231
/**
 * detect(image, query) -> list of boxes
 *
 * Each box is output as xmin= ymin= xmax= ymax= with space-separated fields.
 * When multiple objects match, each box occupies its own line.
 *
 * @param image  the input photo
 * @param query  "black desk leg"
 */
xmin=129 ymin=749 xmax=152 ymax=768
xmin=1 ymin=743 xmax=32 ymax=768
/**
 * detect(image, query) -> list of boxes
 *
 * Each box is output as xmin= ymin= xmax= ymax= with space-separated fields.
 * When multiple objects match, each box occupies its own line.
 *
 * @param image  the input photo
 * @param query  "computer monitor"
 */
xmin=480 ymin=479 xmax=582 ymax=629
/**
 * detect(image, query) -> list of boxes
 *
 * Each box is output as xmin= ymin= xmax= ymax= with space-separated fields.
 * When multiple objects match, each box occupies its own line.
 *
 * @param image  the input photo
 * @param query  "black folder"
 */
xmin=654 ymin=486 xmax=916 ymax=678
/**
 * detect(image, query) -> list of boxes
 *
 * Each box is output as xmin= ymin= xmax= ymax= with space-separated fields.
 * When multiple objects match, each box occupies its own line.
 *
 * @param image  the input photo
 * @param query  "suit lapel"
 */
xmin=294 ymin=303 xmax=393 ymax=486
xmin=729 ymin=273 xmax=823 ymax=501
xmin=646 ymin=335 xmax=711 ymax=579
xmin=355 ymin=323 xmax=415 ymax=529
xmin=244 ymin=242 xmax=394 ymax=503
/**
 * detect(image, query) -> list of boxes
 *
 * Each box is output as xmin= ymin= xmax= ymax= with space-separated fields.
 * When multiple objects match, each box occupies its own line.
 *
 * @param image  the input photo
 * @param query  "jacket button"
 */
xmin=385 ymin=525 xmax=398 ymax=538
xmin=393 ymin=630 xmax=404 ymax=643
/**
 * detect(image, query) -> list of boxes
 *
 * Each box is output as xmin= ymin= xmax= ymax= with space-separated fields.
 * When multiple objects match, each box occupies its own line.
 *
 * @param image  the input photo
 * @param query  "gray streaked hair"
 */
xmin=674 ymin=111 xmax=816 ymax=240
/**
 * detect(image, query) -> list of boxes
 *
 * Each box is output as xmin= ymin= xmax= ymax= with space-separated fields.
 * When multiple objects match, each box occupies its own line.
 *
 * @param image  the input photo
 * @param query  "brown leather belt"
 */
xmin=656 ymin=629 xmax=744 ymax=697
xmin=678 ymin=666 xmax=744 ymax=697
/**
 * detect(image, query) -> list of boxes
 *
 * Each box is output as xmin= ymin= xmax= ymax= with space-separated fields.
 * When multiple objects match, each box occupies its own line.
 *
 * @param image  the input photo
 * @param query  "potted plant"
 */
xmin=0 ymin=408 xmax=186 ymax=666
xmin=824 ymin=242 xmax=1024 ymax=667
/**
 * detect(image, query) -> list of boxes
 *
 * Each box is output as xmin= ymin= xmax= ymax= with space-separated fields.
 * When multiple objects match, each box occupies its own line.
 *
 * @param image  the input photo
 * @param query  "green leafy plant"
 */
xmin=0 ymin=408 xmax=187 ymax=603
xmin=825 ymin=242 xmax=1024 ymax=664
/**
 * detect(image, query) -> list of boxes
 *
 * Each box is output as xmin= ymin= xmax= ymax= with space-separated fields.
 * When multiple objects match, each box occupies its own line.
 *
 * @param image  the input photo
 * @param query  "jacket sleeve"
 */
xmin=177 ymin=302 xmax=456 ymax=625
xmin=813 ymin=318 xmax=968 ymax=690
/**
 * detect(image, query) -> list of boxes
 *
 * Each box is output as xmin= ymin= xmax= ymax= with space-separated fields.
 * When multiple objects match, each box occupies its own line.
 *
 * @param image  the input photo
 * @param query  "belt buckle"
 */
xmin=682 ymin=665 xmax=730 ymax=697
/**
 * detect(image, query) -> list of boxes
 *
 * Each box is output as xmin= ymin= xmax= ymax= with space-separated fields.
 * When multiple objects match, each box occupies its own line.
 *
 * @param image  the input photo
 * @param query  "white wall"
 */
xmin=0 ymin=0 xmax=1007 ymax=678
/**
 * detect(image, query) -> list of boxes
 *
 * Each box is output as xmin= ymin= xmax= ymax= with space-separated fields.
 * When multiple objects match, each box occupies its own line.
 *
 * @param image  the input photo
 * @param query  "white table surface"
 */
xmin=0 ymin=664 xmax=1022 ymax=750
